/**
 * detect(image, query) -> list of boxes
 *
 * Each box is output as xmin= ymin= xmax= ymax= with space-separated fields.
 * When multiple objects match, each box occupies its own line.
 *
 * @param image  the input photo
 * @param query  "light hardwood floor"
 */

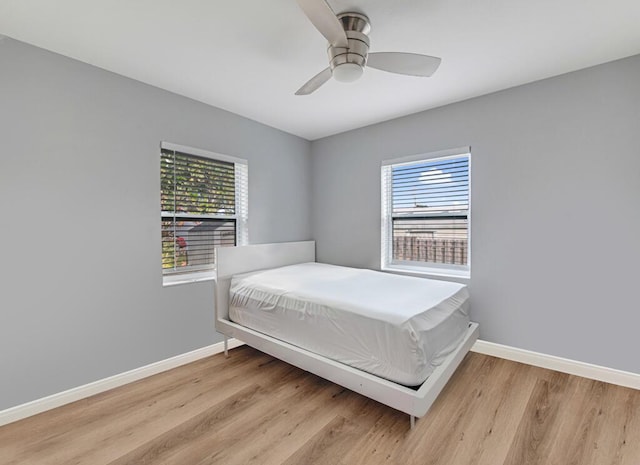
xmin=1 ymin=346 xmax=639 ymax=465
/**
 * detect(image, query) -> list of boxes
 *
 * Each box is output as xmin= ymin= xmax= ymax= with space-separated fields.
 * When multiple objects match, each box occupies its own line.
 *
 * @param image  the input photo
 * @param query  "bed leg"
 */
xmin=224 ymin=335 xmax=229 ymax=358
xmin=410 ymin=415 xmax=416 ymax=429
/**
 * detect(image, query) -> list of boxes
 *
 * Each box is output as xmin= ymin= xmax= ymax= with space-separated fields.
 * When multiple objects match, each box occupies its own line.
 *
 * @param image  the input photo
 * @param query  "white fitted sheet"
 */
xmin=229 ymin=262 xmax=470 ymax=386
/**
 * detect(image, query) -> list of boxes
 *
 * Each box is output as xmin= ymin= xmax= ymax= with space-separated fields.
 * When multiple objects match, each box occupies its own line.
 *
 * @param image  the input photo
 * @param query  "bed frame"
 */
xmin=214 ymin=241 xmax=479 ymax=428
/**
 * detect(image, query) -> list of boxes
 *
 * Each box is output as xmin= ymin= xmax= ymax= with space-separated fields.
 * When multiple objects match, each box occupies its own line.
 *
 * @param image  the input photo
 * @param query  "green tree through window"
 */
xmin=161 ymin=146 xmax=247 ymax=276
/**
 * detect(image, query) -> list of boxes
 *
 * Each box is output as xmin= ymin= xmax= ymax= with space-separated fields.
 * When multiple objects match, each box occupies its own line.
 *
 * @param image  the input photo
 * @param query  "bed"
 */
xmin=214 ymin=241 xmax=479 ymax=428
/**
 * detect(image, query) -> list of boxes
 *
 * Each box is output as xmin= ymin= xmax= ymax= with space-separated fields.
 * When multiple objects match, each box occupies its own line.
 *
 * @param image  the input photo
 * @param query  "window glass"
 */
xmin=161 ymin=145 xmax=248 ymax=280
xmin=382 ymin=149 xmax=470 ymax=275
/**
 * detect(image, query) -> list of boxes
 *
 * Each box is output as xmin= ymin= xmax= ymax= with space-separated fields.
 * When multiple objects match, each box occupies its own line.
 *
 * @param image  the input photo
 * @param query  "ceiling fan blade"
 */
xmin=295 ymin=67 xmax=332 ymax=95
xmin=296 ymin=0 xmax=348 ymax=47
xmin=367 ymin=52 xmax=442 ymax=77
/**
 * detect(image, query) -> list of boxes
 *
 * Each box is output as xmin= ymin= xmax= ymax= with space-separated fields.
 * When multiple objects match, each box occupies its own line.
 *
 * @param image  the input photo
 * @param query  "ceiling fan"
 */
xmin=295 ymin=0 xmax=442 ymax=95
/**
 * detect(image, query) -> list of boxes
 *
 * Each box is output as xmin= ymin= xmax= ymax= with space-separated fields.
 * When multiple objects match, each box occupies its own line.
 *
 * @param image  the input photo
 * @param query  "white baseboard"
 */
xmin=0 ymin=338 xmax=244 ymax=428
xmin=472 ymin=340 xmax=640 ymax=390
xmin=3 ymin=338 xmax=638 ymax=428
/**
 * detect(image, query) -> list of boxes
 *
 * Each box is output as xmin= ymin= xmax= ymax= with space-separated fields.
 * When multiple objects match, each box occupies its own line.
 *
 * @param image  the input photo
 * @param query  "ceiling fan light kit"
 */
xmin=295 ymin=0 xmax=442 ymax=95
xmin=331 ymin=62 xmax=363 ymax=82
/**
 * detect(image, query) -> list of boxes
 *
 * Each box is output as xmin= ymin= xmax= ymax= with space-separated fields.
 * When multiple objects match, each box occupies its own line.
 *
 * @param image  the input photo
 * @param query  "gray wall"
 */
xmin=311 ymin=54 xmax=640 ymax=374
xmin=0 ymin=38 xmax=311 ymax=410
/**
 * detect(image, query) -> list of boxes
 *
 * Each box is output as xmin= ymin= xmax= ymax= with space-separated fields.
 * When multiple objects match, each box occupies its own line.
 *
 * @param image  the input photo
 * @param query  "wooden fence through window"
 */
xmin=393 ymin=237 xmax=467 ymax=265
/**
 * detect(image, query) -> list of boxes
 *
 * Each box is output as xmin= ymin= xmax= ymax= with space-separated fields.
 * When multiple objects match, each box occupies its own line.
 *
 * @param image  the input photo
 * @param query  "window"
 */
xmin=160 ymin=142 xmax=248 ymax=284
xmin=381 ymin=147 xmax=470 ymax=277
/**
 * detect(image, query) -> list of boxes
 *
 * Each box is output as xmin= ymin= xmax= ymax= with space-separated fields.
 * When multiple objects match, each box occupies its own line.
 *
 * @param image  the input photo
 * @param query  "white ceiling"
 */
xmin=1 ymin=0 xmax=640 ymax=140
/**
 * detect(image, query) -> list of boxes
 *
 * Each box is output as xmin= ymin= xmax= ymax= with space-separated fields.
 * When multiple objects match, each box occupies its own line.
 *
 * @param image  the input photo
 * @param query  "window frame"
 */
xmin=160 ymin=141 xmax=248 ymax=286
xmin=381 ymin=146 xmax=471 ymax=280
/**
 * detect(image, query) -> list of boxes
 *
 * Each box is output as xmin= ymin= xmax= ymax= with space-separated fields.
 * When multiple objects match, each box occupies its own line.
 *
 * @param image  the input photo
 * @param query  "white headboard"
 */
xmin=214 ymin=241 xmax=316 ymax=330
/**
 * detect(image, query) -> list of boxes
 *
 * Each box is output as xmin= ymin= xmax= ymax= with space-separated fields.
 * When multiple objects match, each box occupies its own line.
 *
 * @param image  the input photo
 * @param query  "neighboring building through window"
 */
xmin=160 ymin=142 xmax=248 ymax=284
xmin=381 ymin=147 xmax=470 ymax=277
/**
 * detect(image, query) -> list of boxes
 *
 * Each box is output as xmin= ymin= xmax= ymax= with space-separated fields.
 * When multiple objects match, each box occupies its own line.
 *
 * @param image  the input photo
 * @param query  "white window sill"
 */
xmin=163 ymin=270 xmax=216 ymax=287
xmin=382 ymin=263 xmax=470 ymax=284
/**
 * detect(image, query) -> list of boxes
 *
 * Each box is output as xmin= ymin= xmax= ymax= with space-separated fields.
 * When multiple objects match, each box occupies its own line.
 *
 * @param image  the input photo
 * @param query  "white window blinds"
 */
xmin=160 ymin=144 xmax=248 ymax=276
xmin=382 ymin=149 xmax=470 ymax=271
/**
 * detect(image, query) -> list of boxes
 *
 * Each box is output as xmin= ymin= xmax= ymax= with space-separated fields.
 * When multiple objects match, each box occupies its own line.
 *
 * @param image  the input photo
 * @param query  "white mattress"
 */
xmin=229 ymin=262 xmax=470 ymax=386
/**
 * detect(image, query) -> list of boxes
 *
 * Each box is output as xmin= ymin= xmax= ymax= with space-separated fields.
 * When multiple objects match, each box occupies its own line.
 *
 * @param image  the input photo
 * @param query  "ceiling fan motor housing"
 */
xmin=327 ymin=13 xmax=370 ymax=82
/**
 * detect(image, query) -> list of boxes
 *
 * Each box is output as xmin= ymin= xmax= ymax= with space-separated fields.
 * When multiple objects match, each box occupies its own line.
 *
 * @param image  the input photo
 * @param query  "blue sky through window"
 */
xmin=392 ymin=155 xmax=469 ymax=212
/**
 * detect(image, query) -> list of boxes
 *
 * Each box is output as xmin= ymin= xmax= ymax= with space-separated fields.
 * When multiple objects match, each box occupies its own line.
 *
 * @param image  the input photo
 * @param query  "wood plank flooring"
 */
xmin=1 ymin=346 xmax=639 ymax=465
